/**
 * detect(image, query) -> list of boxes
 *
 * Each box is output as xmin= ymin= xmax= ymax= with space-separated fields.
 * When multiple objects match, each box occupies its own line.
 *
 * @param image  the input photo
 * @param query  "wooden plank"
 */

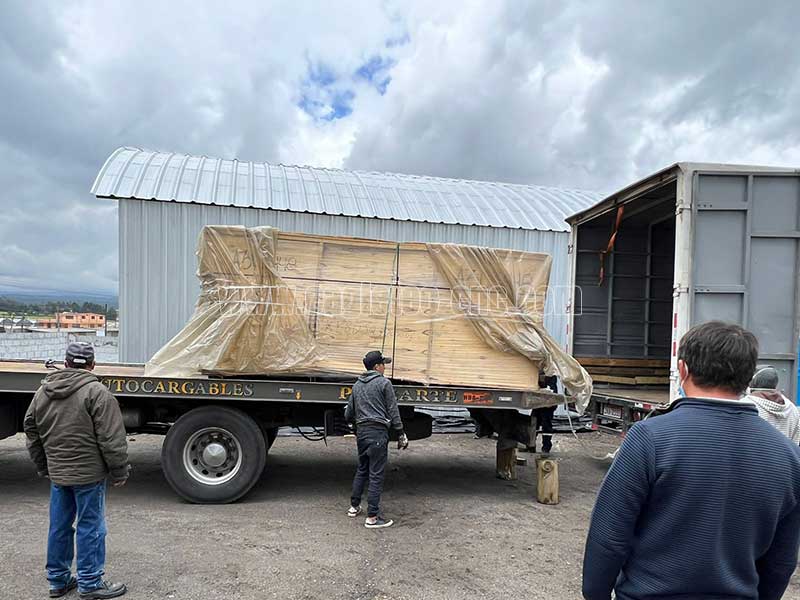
xmin=590 ymin=374 xmax=671 ymax=386
xmin=590 ymin=374 xmax=638 ymax=385
xmin=576 ymin=357 xmax=670 ymax=368
xmin=583 ymin=366 xmax=669 ymax=376
xmin=634 ymin=376 xmax=671 ymax=385
xmin=425 ymin=289 xmax=539 ymax=390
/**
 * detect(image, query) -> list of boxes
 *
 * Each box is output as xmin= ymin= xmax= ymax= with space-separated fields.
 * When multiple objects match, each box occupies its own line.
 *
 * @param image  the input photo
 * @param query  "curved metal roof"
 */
xmin=92 ymin=147 xmax=601 ymax=232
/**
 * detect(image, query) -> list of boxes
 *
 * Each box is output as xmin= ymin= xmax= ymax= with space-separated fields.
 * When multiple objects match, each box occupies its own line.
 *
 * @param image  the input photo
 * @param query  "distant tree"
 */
xmin=0 ymin=297 xmax=117 ymax=317
xmin=0 ymin=297 xmax=24 ymax=312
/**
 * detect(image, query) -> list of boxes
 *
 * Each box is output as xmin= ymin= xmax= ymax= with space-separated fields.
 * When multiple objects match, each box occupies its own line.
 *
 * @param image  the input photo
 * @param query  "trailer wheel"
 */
xmin=162 ymin=406 xmax=266 ymax=504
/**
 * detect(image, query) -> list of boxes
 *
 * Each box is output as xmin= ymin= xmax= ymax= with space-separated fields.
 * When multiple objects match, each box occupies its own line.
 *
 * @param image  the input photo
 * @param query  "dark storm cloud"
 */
xmin=346 ymin=1 xmax=800 ymax=191
xmin=0 ymin=0 xmax=399 ymax=292
xmin=2 ymin=0 xmax=799 ymax=294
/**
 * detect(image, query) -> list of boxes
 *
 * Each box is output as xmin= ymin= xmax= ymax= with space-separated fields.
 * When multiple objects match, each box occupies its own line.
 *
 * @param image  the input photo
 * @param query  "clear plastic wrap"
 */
xmin=427 ymin=243 xmax=593 ymax=412
xmin=145 ymin=226 xmax=592 ymax=411
xmin=145 ymin=227 xmax=320 ymax=378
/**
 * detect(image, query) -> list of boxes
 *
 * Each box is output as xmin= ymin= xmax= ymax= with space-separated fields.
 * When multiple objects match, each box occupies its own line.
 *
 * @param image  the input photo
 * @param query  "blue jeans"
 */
xmin=350 ymin=425 xmax=389 ymax=517
xmin=47 ymin=481 xmax=107 ymax=593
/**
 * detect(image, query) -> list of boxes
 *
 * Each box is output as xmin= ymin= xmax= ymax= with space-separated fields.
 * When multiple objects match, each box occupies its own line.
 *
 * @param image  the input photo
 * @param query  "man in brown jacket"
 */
xmin=24 ymin=342 xmax=129 ymax=599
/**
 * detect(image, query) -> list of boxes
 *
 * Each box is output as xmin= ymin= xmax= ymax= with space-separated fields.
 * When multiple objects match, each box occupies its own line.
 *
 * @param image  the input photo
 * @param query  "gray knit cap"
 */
xmin=751 ymin=366 xmax=779 ymax=390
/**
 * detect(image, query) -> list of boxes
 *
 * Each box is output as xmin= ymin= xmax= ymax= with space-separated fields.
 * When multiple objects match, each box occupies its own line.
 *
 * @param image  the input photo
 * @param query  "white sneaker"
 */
xmin=347 ymin=505 xmax=362 ymax=518
xmin=365 ymin=516 xmax=394 ymax=529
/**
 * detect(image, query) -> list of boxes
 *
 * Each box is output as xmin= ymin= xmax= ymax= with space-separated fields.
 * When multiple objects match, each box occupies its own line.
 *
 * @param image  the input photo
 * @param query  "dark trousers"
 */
xmin=350 ymin=424 xmax=389 ymax=517
xmin=47 ymin=481 xmax=107 ymax=594
xmin=533 ymin=406 xmax=555 ymax=453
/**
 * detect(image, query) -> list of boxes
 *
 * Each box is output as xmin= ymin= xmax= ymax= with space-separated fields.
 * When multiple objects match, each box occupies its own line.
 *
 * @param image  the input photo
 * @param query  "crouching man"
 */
xmin=24 ymin=342 xmax=130 ymax=599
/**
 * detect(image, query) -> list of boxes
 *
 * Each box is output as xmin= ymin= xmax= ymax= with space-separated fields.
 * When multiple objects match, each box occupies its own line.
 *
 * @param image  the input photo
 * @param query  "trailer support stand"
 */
xmin=496 ymin=436 xmax=517 ymax=480
xmin=536 ymin=457 xmax=559 ymax=505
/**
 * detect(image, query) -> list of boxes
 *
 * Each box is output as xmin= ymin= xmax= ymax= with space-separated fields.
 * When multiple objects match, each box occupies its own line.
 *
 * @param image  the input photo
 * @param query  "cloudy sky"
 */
xmin=2 ymin=0 xmax=799 ymax=294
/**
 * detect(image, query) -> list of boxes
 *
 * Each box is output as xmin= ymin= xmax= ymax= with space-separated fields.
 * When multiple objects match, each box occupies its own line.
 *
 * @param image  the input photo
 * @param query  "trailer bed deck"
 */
xmin=0 ymin=360 xmax=561 ymax=411
xmin=0 ymin=360 xmax=145 ymax=377
xmin=591 ymin=385 xmax=670 ymax=406
xmin=589 ymin=385 xmax=671 ymax=435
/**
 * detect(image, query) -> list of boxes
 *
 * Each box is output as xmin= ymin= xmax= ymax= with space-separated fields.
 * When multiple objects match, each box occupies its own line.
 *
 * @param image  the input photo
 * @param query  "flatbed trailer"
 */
xmin=0 ymin=360 xmax=562 ymax=503
xmin=588 ymin=386 xmax=670 ymax=436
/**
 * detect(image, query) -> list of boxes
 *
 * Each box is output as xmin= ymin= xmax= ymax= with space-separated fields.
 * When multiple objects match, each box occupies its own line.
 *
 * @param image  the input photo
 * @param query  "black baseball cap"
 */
xmin=363 ymin=350 xmax=392 ymax=370
xmin=66 ymin=342 xmax=95 ymax=366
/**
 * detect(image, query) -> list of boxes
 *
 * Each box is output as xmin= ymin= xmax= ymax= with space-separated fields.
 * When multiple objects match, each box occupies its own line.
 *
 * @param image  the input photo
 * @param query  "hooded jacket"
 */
xmin=24 ymin=368 xmax=129 ymax=486
xmin=345 ymin=371 xmax=404 ymax=431
xmin=748 ymin=389 xmax=800 ymax=444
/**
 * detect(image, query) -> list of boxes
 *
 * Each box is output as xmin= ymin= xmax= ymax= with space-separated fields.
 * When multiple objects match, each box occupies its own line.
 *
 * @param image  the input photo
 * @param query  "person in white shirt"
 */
xmin=747 ymin=366 xmax=800 ymax=444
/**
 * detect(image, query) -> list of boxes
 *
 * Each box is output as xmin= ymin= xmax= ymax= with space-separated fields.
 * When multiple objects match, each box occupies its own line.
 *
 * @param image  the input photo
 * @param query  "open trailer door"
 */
xmin=689 ymin=170 xmax=800 ymax=401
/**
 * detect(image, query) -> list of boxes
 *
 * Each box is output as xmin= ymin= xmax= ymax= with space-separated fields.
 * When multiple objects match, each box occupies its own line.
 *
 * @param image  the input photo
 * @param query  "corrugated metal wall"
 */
xmin=119 ymin=199 xmax=572 ymax=363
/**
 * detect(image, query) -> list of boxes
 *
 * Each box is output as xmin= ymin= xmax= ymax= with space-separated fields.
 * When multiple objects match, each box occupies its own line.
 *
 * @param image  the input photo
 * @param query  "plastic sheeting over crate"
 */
xmin=145 ymin=226 xmax=592 ymax=411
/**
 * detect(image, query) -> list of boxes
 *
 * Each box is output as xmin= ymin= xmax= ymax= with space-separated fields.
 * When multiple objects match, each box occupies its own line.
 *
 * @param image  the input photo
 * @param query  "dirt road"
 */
xmin=1 ymin=432 xmax=798 ymax=600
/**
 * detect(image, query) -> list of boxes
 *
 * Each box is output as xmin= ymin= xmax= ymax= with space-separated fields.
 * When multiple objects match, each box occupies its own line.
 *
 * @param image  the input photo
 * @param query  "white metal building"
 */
xmin=92 ymin=147 xmax=602 ymax=363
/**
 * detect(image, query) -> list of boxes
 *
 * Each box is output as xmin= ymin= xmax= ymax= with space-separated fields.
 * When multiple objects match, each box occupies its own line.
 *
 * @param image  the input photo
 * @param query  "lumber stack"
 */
xmin=274 ymin=232 xmax=551 ymax=389
xmin=146 ymin=226 xmax=556 ymax=391
xmin=576 ymin=357 xmax=670 ymax=386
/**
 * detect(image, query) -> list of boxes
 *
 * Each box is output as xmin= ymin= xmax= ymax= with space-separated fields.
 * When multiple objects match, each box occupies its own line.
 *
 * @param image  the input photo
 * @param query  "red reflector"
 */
xmin=672 ymin=341 xmax=677 ymax=357
xmin=643 ymin=403 xmax=652 ymax=411
xmin=673 ymin=313 xmax=678 ymax=328
xmin=591 ymin=423 xmax=598 ymax=431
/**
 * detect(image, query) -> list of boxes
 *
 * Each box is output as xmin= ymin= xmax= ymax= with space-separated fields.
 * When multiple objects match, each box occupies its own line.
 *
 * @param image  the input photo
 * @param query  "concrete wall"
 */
xmin=0 ymin=332 xmax=118 ymax=363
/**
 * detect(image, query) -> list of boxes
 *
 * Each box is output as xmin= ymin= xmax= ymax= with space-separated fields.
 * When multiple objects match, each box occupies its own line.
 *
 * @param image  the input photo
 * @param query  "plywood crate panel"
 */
xmin=188 ymin=227 xmax=550 ymax=389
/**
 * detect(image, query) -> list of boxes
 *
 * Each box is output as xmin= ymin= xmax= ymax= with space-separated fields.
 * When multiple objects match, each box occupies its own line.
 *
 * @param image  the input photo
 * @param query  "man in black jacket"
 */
xmin=24 ymin=342 xmax=129 ymax=599
xmin=345 ymin=350 xmax=407 ymax=528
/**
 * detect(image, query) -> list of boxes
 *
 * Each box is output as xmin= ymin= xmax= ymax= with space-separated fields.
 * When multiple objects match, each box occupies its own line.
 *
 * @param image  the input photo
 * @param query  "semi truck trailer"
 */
xmin=567 ymin=163 xmax=800 ymax=434
xmin=1 ymin=164 xmax=585 ymax=504
xmin=0 ymin=356 xmax=563 ymax=503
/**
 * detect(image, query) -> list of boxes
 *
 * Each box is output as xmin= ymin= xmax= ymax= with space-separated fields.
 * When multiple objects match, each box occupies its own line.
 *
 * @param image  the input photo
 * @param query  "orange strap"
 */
xmin=598 ymin=205 xmax=624 ymax=286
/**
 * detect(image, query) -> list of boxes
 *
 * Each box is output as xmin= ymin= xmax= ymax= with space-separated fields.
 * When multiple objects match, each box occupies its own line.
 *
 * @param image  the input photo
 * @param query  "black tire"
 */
xmin=162 ymin=406 xmax=266 ymax=504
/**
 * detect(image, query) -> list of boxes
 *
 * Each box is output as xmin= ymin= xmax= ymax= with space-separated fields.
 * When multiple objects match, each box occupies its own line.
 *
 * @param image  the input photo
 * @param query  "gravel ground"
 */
xmin=1 ymin=432 xmax=798 ymax=600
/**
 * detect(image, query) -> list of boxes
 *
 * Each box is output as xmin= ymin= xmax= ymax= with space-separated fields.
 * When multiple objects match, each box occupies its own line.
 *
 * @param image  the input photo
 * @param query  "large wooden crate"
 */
xmin=271 ymin=232 xmax=551 ymax=389
xmin=151 ymin=227 xmax=555 ymax=391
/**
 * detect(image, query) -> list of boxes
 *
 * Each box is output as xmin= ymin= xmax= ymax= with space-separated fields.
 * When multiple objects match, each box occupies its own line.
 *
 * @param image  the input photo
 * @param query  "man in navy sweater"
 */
xmin=583 ymin=321 xmax=800 ymax=600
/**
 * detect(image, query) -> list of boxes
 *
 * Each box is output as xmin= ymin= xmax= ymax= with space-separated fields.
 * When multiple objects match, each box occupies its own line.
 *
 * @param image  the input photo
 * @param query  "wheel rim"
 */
xmin=182 ymin=427 xmax=243 ymax=485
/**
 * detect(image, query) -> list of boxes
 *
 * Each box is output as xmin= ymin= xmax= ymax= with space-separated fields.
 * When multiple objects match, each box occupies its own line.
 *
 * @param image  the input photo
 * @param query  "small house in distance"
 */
xmin=36 ymin=312 xmax=106 ymax=330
